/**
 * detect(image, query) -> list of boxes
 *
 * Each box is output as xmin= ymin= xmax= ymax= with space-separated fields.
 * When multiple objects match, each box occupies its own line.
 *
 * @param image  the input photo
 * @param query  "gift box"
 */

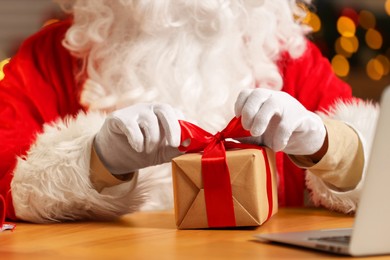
xmin=171 ymin=118 xmax=278 ymax=229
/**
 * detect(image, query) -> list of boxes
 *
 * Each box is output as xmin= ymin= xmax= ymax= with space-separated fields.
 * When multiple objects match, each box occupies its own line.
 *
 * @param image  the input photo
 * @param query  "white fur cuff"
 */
xmin=11 ymin=111 xmax=148 ymax=223
xmin=306 ymin=99 xmax=379 ymax=213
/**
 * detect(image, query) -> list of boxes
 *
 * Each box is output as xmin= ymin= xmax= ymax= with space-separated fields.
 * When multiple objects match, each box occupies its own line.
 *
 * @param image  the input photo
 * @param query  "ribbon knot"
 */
xmin=178 ymin=117 xmax=274 ymax=227
xmin=178 ymin=117 xmax=251 ymax=153
xmin=213 ymin=131 xmax=224 ymax=143
xmin=178 ymin=117 xmax=252 ymax=227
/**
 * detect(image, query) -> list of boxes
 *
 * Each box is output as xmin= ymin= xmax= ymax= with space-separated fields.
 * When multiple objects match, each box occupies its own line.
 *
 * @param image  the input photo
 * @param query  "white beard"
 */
xmin=54 ymin=0 xmax=310 ymax=211
xmin=60 ymin=0 xmax=309 ymax=133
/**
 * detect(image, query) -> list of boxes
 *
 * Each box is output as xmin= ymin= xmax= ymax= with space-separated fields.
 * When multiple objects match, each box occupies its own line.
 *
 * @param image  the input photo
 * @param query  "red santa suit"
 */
xmin=0 ymin=18 xmax=378 ymax=224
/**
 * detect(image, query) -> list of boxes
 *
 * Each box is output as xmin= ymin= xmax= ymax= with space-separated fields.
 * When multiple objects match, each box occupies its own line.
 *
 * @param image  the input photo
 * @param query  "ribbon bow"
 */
xmin=179 ymin=117 xmax=273 ymax=227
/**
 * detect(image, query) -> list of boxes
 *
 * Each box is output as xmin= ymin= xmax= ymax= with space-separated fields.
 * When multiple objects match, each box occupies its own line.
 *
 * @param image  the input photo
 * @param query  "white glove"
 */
xmin=234 ymin=88 xmax=326 ymax=155
xmin=94 ymin=103 xmax=183 ymax=175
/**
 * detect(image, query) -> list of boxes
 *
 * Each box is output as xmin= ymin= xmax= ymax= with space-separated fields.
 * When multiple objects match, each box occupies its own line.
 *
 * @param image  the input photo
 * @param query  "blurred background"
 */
xmin=0 ymin=0 xmax=389 ymax=101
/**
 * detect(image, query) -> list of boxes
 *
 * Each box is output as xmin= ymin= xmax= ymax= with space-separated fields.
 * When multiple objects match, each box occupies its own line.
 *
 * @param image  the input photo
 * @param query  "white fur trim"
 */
xmin=11 ymin=111 xmax=150 ymax=223
xmin=306 ymin=99 xmax=379 ymax=213
xmin=138 ymin=164 xmax=175 ymax=211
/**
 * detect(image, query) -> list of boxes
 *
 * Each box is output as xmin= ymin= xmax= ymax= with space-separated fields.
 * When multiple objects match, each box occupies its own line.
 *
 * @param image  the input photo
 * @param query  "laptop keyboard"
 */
xmin=308 ymin=235 xmax=351 ymax=244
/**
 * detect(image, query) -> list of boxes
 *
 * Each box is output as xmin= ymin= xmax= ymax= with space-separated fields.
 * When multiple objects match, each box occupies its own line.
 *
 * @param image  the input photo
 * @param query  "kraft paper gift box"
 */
xmin=172 ymin=148 xmax=278 ymax=229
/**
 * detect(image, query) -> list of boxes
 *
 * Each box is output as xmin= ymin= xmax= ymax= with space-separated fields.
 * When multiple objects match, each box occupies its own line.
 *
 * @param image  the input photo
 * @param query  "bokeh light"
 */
xmin=332 ymin=55 xmax=350 ymax=77
xmin=385 ymin=0 xmax=390 ymax=16
xmin=376 ymin=55 xmax=390 ymax=76
xmin=340 ymin=36 xmax=359 ymax=54
xmin=337 ymin=16 xmax=356 ymax=37
xmin=335 ymin=37 xmax=352 ymax=58
xmin=358 ymin=10 xmax=376 ymax=30
xmin=365 ymin=28 xmax=383 ymax=50
xmin=341 ymin=8 xmax=359 ymax=25
xmin=305 ymin=12 xmax=322 ymax=32
xmin=367 ymin=58 xmax=384 ymax=80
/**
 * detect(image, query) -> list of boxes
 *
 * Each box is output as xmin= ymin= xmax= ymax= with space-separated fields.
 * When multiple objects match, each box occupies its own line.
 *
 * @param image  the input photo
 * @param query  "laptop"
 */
xmin=254 ymin=86 xmax=390 ymax=256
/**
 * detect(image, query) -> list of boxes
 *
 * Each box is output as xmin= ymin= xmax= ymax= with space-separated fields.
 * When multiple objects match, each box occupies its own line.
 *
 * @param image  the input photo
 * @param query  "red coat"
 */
xmin=0 ymin=19 xmax=371 ymax=224
xmin=0 ymin=20 xmax=83 ymax=221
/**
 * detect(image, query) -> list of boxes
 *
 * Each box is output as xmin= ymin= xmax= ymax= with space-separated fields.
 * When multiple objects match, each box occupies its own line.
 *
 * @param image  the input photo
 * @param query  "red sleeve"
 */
xmin=279 ymin=40 xmax=354 ymax=113
xmin=276 ymin=40 xmax=356 ymax=207
xmin=0 ymin=20 xmax=83 ymax=221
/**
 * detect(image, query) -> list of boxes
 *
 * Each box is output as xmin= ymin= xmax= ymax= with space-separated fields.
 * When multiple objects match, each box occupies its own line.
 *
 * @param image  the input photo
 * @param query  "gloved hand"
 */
xmin=234 ymin=88 xmax=326 ymax=155
xmin=94 ymin=103 xmax=183 ymax=175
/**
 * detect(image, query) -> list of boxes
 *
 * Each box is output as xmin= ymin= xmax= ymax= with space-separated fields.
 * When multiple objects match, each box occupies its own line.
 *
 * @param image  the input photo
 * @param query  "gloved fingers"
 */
xmin=284 ymin=114 xmax=327 ymax=155
xmin=235 ymin=88 xmax=272 ymax=130
xmin=108 ymin=115 xmax=146 ymax=153
xmin=235 ymin=89 xmax=251 ymax=117
xmin=160 ymin=145 xmax=184 ymax=163
xmin=250 ymin=95 xmax=282 ymax=136
xmin=235 ymin=136 xmax=263 ymax=146
xmin=138 ymin=109 xmax=164 ymax=153
xmin=153 ymin=104 xmax=181 ymax=147
xmin=268 ymin=118 xmax=292 ymax=151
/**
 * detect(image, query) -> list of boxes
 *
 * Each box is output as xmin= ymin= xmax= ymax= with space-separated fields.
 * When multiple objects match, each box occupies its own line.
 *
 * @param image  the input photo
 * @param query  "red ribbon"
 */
xmin=179 ymin=117 xmax=274 ymax=227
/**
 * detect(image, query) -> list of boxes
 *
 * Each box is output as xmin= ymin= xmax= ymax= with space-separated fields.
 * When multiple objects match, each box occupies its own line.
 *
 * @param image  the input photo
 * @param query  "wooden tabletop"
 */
xmin=1 ymin=207 xmax=389 ymax=259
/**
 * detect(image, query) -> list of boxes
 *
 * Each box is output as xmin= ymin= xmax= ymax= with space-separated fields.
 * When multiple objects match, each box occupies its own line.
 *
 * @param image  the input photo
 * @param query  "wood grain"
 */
xmin=1 ymin=208 xmax=388 ymax=259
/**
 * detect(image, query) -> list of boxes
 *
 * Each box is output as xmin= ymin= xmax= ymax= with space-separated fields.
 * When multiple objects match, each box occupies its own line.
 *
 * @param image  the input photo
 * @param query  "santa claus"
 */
xmin=0 ymin=0 xmax=378 ymax=224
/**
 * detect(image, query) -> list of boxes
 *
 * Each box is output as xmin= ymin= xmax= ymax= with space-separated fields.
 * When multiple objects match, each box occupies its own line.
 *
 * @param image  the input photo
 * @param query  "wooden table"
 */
xmin=1 ymin=208 xmax=389 ymax=259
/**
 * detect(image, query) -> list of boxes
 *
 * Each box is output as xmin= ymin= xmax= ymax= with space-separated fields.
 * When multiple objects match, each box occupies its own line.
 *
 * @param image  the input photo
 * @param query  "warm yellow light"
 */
xmin=335 ymin=37 xmax=352 ymax=58
xmin=340 ymin=36 xmax=359 ymax=53
xmin=337 ymin=16 xmax=356 ymax=37
xmin=0 ymin=58 xmax=10 ymax=81
xmin=332 ymin=55 xmax=350 ymax=77
xmin=385 ymin=0 xmax=390 ymax=16
xmin=367 ymin=58 xmax=384 ymax=80
xmin=305 ymin=12 xmax=322 ymax=32
xmin=359 ymin=10 xmax=376 ymax=29
xmin=365 ymin=28 xmax=383 ymax=50
xmin=350 ymin=36 xmax=359 ymax=52
xmin=377 ymin=55 xmax=390 ymax=75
